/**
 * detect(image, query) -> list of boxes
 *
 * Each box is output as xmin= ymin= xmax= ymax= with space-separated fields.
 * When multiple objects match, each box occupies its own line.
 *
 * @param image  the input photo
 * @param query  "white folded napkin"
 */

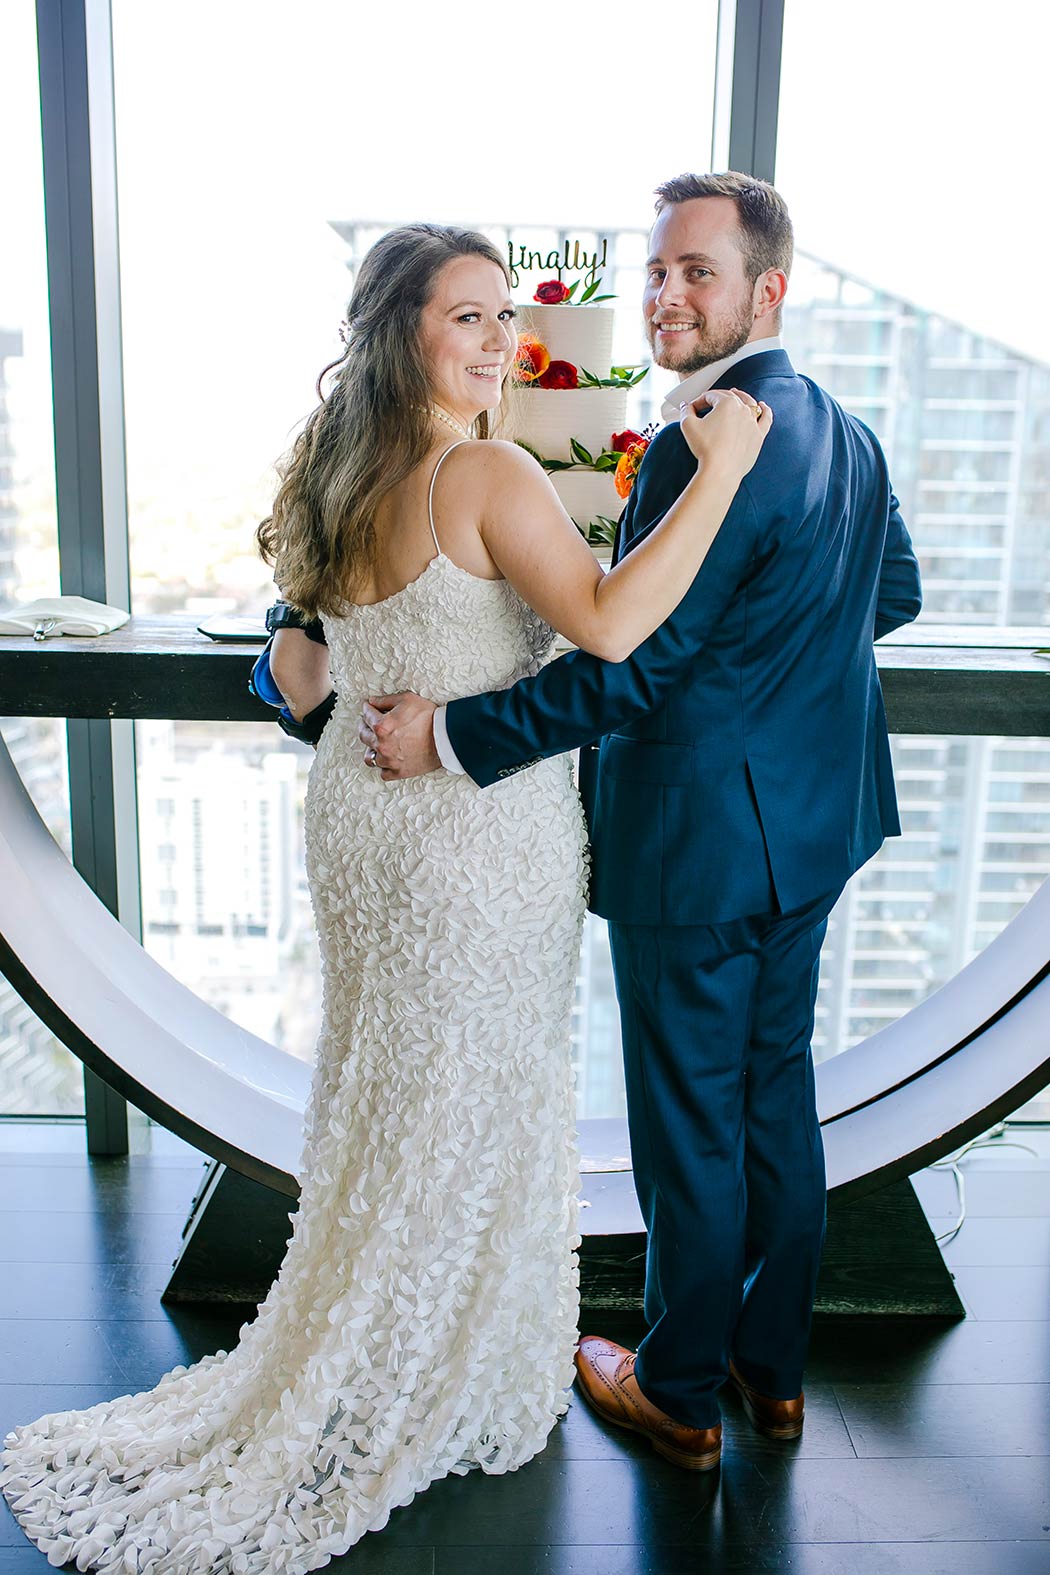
xmin=0 ymin=596 xmax=131 ymax=638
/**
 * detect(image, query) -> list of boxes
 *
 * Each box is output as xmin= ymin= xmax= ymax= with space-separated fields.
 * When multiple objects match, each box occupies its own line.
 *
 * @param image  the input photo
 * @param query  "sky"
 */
xmin=2 ymin=0 xmax=1048 ymax=515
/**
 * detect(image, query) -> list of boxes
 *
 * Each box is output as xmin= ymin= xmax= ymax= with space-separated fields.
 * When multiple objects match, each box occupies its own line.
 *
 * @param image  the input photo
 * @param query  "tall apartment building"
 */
xmin=786 ymin=257 xmax=1050 ymax=1058
xmin=788 ymin=253 xmax=1050 ymax=628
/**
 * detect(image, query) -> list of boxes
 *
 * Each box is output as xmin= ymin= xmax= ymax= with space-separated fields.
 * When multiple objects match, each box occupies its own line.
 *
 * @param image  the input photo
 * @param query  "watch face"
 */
xmin=266 ymin=603 xmax=301 ymax=631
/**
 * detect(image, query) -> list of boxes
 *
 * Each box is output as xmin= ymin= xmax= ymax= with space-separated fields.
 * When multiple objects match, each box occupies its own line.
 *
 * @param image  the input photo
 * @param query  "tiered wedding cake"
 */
xmin=509 ymin=254 xmax=648 ymax=542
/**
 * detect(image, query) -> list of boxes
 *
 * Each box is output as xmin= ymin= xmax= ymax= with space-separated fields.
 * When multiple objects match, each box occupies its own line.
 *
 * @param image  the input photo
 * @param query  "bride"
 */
xmin=0 ymin=224 xmax=770 ymax=1573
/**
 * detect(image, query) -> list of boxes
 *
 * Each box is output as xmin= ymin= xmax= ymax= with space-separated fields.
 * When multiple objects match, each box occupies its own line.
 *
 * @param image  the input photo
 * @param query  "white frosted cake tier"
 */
xmin=519 ymin=302 xmax=614 ymax=375
xmin=513 ymin=385 xmax=628 ymax=464
xmin=549 ymin=469 xmax=622 ymax=534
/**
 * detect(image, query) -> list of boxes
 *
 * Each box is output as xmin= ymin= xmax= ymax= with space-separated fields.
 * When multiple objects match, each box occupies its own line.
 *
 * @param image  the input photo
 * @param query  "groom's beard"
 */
xmin=647 ymin=293 xmax=756 ymax=375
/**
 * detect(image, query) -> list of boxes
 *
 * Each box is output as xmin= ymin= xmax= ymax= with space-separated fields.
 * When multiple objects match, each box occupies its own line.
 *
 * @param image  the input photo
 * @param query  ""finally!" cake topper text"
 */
xmin=507 ymin=238 xmax=611 ymax=296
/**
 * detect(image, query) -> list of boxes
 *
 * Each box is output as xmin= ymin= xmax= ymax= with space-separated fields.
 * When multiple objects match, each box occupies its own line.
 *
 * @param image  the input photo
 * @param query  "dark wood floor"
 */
xmin=0 ymin=1118 xmax=1048 ymax=1575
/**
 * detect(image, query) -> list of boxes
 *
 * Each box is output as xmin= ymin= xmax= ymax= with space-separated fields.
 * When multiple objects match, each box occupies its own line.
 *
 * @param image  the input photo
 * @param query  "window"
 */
xmin=777 ymin=0 xmax=1050 ymax=634
xmin=112 ymin=0 xmax=719 ymax=624
xmin=112 ymin=0 xmax=719 ymax=1114
xmin=23 ymin=1 xmax=1035 ymax=1134
xmin=0 ymin=3 xmax=80 ymax=1115
xmin=814 ymin=737 xmax=1050 ymax=1061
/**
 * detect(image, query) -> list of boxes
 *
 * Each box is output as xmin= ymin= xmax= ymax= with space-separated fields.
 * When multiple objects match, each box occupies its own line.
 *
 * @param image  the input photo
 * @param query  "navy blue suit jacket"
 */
xmin=445 ymin=348 xmax=922 ymax=926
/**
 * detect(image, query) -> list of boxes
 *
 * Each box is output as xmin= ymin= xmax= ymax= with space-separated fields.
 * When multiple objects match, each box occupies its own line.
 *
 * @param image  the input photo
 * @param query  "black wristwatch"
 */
xmin=265 ymin=600 xmax=327 ymax=645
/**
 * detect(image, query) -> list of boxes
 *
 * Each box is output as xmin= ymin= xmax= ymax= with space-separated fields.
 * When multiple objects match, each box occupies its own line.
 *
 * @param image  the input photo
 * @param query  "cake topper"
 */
xmin=507 ymin=238 xmax=611 ymax=295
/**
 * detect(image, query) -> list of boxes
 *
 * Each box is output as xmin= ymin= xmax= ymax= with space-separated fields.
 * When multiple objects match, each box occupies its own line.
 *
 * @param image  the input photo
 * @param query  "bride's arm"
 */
xmin=478 ymin=390 xmax=771 ymax=664
xmin=269 ymin=628 xmax=333 ymax=722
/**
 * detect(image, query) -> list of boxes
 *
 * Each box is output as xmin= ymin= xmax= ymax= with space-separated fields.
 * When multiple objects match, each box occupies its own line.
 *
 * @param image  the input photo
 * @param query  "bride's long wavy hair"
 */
xmin=256 ymin=224 xmax=514 ymax=617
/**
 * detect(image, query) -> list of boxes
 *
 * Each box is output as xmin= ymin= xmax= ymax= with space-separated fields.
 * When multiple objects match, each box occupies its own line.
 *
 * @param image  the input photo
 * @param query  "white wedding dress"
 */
xmin=0 ymin=443 xmax=590 ymax=1573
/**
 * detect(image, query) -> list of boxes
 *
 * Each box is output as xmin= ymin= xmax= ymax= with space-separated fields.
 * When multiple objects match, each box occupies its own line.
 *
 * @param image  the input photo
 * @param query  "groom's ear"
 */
xmin=753 ymin=268 xmax=788 ymax=323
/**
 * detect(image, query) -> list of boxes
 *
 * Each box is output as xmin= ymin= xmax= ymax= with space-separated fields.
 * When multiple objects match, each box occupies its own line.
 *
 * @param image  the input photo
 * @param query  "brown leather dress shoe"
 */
xmin=574 ymin=1336 xmax=722 ymax=1471
xmin=728 ymin=1358 xmax=805 ymax=1439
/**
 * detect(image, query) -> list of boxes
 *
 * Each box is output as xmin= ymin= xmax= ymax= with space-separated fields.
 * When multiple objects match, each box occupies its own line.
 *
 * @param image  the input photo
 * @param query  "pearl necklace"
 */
xmin=419 ymin=404 xmax=474 ymax=440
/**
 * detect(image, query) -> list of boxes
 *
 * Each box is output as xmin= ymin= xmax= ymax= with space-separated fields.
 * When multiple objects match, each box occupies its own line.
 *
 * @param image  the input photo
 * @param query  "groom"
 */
xmin=360 ymin=172 xmax=922 ymax=1468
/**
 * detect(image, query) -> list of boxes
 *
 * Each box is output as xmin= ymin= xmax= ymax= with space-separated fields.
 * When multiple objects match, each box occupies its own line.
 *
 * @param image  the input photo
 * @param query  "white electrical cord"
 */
xmin=925 ymin=1119 xmax=1041 ymax=1245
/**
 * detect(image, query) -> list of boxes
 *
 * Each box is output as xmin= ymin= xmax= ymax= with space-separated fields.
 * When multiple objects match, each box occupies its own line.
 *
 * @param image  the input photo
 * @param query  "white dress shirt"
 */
xmin=433 ymin=333 xmax=784 ymax=775
xmin=658 ymin=333 xmax=783 ymax=422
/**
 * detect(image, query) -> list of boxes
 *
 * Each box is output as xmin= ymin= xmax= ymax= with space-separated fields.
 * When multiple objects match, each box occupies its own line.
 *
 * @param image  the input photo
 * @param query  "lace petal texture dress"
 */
xmin=0 ymin=443 xmax=590 ymax=1573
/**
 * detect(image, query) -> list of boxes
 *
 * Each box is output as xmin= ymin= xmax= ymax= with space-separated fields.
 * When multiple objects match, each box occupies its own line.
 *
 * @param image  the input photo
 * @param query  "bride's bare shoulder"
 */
xmin=446 ymin=439 xmax=547 ymax=489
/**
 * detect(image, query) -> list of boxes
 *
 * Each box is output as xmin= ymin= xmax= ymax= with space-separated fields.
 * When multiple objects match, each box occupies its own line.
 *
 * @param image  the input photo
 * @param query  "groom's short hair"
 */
xmin=654 ymin=172 xmax=794 ymax=288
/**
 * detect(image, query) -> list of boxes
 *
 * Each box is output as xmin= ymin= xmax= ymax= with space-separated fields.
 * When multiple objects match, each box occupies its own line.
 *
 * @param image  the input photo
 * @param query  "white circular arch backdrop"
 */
xmin=1 ymin=736 xmax=1047 ymax=1204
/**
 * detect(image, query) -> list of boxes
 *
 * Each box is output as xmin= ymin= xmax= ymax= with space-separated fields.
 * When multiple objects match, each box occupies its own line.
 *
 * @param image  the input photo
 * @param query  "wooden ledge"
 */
xmin=0 ymin=615 xmax=1048 ymax=735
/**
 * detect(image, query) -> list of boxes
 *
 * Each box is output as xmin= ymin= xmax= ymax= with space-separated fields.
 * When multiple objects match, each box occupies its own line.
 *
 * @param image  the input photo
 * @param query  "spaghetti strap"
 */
xmin=427 ymin=441 xmax=469 ymax=557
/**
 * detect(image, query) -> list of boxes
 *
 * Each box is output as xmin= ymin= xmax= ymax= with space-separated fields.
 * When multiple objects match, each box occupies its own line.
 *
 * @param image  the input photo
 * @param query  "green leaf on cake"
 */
xmin=606 ymin=364 xmax=649 ymax=388
xmin=579 ymin=276 xmax=602 ymax=303
xmin=570 ymin=438 xmax=595 ymax=466
xmin=515 ymin=439 xmax=581 ymax=474
xmin=572 ymin=516 xmax=617 ymax=547
xmin=564 ymin=280 xmax=580 ymax=301
xmin=610 ymin=364 xmax=649 ymax=386
xmin=593 ymin=451 xmax=620 ymax=471
xmin=573 ymin=363 xmax=652 ymax=390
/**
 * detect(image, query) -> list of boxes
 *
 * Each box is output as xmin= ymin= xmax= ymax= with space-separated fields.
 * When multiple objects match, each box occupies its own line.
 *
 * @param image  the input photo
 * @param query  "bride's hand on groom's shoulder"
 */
xmin=359 ymin=693 xmax=439 ymax=780
xmin=679 ymin=387 xmax=773 ymax=479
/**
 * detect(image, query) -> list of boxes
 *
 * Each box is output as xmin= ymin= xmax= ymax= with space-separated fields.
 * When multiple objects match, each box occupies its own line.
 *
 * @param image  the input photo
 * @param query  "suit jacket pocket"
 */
xmin=602 ymin=735 xmax=694 ymax=786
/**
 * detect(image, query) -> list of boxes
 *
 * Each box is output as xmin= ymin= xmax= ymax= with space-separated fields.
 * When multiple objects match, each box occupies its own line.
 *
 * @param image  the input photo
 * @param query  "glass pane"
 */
xmin=776 ymin=5 xmax=1050 ymax=1114
xmin=0 ymin=3 xmax=81 ymax=1115
xmin=113 ymin=0 xmax=719 ymax=1120
xmin=777 ymin=0 xmax=1050 ymax=630
xmin=113 ymin=0 xmax=719 ymax=621
xmin=816 ymin=737 xmax=1050 ymax=1059
xmin=136 ymin=721 xmax=321 ymax=1062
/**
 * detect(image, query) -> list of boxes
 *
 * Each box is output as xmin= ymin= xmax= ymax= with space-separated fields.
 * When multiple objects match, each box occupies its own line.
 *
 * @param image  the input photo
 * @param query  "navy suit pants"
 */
xmin=607 ymin=886 xmax=837 ymax=1430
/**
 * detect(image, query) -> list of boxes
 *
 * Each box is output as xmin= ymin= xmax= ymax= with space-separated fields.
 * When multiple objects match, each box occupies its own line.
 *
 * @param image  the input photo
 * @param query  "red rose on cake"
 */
xmin=611 ymin=430 xmax=645 ymax=453
xmin=536 ymin=360 xmax=579 ymax=390
xmin=534 ymin=279 xmax=571 ymax=304
xmin=513 ymin=334 xmax=551 ymax=384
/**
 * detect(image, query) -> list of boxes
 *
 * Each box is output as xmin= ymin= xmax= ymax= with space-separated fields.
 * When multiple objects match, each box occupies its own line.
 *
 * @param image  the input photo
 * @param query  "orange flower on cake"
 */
xmin=514 ymin=334 xmax=551 ymax=383
xmin=614 ymin=436 xmax=651 ymax=499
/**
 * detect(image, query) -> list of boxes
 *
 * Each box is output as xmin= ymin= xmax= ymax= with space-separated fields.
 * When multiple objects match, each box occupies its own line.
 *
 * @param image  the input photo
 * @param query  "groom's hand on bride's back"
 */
xmin=359 ymin=694 xmax=439 ymax=780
